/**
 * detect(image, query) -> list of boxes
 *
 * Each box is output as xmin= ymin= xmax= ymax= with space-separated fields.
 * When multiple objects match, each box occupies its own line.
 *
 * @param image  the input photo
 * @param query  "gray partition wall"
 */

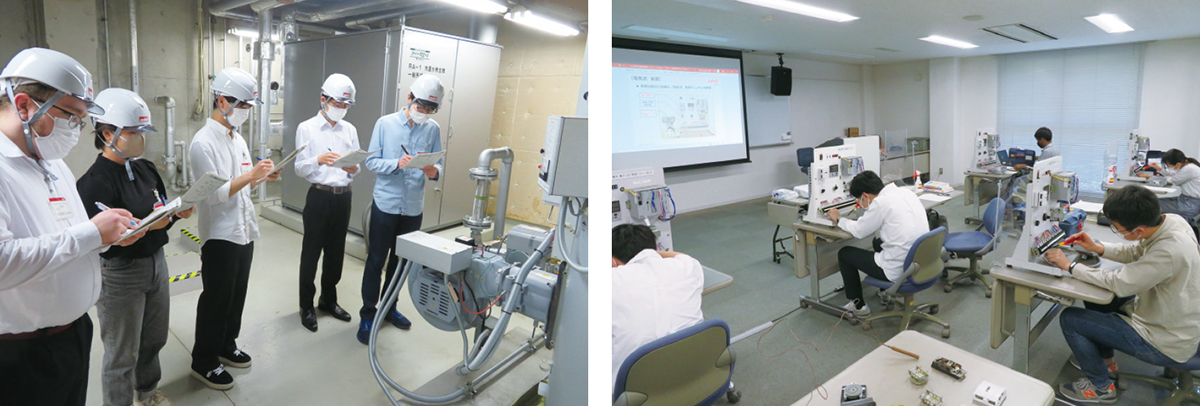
xmin=282 ymin=27 xmax=502 ymax=233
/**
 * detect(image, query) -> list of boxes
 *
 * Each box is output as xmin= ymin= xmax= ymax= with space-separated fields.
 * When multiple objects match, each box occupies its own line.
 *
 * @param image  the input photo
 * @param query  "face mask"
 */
xmin=407 ymin=102 xmax=429 ymax=125
xmin=32 ymin=115 xmax=81 ymax=160
xmin=324 ymin=104 xmax=347 ymax=123
xmin=226 ymin=107 xmax=250 ymax=129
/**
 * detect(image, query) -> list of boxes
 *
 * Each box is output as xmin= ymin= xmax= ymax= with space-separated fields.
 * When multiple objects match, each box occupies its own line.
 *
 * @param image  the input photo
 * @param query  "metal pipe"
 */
xmin=344 ymin=5 xmax=447 ymax=30
xmin=179 ymin=141 xmax=191 ymax=188
xmin=129 ymin=0 xmax=138 ymax=92
xmin=195 ymin=0 xmax=208 ymax=119
xmin=256 ymin=5 xmax=272 ymax=201
xmin=470 ymin=334 xmax=546 ymax=386
xmin=468 ymin=14 xmax=499 ymax=44
xmin=470 ymin=148 xmax=514 ymax=243
xmin=155 ymin=96 xmax=178 ymax=191
xmin=293 ymin=0 xmax=428 ymax=23
xmin=209 ymin=0 xmax=260 ymax=14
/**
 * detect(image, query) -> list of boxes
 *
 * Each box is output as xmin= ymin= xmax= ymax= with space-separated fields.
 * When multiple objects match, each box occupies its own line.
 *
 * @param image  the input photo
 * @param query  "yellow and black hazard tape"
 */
xmin=180 ymin=228 xmax=201 ymax=244
xmin=166 ymin=250 xmax=197 ymax=258
xmin=169 ymin=270 xmax=202 ymax=283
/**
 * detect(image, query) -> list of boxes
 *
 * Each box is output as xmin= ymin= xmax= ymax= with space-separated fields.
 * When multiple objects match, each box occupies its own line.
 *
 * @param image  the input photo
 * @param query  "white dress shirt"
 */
xmin=837 ymin=183 xmax=930 ymax=281
xmin=0 ymin=134 xmax=103 ymax=334
xmin=188 ymin=118 xmax=259 ymax=245
xmin=612 ymin=249 xmax=704 ymax=385
xmin=1164 ymin=164 xmax=1200 ymax=199
xmin=293 ymin=113 xmax=360 ymax=187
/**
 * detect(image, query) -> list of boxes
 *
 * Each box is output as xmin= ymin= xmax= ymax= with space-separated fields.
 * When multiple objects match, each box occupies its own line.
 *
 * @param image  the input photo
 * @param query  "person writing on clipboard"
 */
xmin=358 ymin=74 xmax=445 ymax=345
xmin=186 ymin=67 xmax=278 ymax=390
xmin=292 ymin=73 xmax=360 ymax=332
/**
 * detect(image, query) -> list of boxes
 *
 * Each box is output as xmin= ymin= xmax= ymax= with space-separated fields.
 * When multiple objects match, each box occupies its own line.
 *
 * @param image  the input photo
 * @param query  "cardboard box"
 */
xmin=847 ymin=127 xmax=860 ymax=137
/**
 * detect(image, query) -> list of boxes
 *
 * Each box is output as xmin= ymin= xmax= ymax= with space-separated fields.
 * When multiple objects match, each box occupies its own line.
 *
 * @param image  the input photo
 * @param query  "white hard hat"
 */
xmin=212 ymin=67 xmax=262 ymax=106
xmin=92 ymin=88 xmax=156 ymax=133
xmin=321 ymin=73 xmax=355 ymax=105
xmin=410 ymin=74 xmax=444 ymax=108
xmin=1 ymin=47 xmax=103 ymax=115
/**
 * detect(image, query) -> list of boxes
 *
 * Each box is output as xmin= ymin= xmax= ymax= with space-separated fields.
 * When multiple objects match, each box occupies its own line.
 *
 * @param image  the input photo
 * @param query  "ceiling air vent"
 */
xmin=982 ymin=24 xmax=1057 ymax=43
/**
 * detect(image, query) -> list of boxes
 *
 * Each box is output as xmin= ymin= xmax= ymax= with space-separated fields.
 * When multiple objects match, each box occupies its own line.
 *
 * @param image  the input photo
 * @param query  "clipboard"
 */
xmin=332 ymin=148 xmax=380 ymax=168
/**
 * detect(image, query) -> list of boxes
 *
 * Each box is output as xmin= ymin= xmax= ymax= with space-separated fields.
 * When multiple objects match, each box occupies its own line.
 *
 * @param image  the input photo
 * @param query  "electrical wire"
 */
xmin=558 ymin=197 xmax=589 ymax=273
xmin=458 ymin=273 xmax=504 ymax=316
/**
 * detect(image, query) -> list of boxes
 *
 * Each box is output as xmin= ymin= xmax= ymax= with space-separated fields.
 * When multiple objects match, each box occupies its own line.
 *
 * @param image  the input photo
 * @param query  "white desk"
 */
xmin=989 ymin=219 xmax=1120 ymax=373
xmin=788 ymin=190 xmax=963 ymax=320
xmin=793 ymin=331 xmax=1055 ymax=406
xmin=1103 ymin=179 xmax=1180 ymax=199
xmin=702 ymin=265 xmax=733 ymax=296
xmin=963 ymin=170 xmax=1020 ymax=224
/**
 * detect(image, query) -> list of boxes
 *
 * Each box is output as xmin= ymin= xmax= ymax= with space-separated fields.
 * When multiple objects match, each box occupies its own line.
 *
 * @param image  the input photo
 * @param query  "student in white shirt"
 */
xmin=1142 ymin=148 xmax=1200 ymax=223
xmin=611 ymin=224 xmax=704 ymax=386
xmin=0 ymin=47 xmax=143 ymax=406
xmin=827 ymin=171 xmax=930 ymax=317
xmin=187 ymin=67 xmax=278 ymax=390
xmin=293 ymin=73 xmax=360 ymax=332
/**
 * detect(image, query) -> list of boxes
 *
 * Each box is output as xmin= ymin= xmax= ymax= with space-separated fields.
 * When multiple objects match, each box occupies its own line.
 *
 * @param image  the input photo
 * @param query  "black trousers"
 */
xmin=0 ymin=314 xmax=93 ymax=406
xmin=299 ymin=186 xmax=352 ymax=310
xmin=360 ymin=202 xmax=422 ymax=320
xmin=193 ymin=239 xmax=254 ymax=370
xmin=838 ymin=246 xmax=890 ymax=307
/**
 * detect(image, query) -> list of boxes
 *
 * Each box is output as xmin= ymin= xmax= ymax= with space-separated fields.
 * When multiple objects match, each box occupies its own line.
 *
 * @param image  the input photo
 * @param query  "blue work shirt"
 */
xmin=364 ymin=112 xmax=443 ymax=216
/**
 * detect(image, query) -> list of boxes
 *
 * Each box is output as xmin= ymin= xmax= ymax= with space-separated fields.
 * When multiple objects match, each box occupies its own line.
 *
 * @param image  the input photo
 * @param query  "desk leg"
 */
xmin=1014 ymin=284 xmax=1033 ymax=374
xmin=966 ymin=176 xmax=983 ymax=224
xmin=772 ymin=225 xmax=793 ymax=264
xmin=798 ymin=230 xmax=850 ymax=319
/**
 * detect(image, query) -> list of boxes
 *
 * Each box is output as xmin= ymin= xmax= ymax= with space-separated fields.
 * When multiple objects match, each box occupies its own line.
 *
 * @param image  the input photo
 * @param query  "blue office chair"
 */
xmin=943 ymin=198 xmax=1005 ymax=298
xmin=861 ymin=227 xmax=951 ymax=338
xmin=613 ymin=319 xmax=740 ymax=406
xmin=1115 ymin=342 xmax=1200 ymax=406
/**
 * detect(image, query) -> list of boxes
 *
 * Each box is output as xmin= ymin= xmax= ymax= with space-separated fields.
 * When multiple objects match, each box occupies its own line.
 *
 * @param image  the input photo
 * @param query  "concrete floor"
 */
xmin=674 ymin=194 xmax=1188 ymax=406
xmin=83 ymin=201 xmax=550 ymax=406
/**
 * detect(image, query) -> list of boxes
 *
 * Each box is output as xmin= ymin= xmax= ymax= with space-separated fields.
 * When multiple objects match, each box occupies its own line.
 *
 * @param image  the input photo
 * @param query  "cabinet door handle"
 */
xmin=434 ymin=187 xmax=442 ymax=193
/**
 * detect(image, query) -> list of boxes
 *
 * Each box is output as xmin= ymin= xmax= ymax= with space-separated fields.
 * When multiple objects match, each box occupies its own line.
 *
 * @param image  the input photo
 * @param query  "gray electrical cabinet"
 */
xmin=282 ymin=26 xmax=502 ymax=232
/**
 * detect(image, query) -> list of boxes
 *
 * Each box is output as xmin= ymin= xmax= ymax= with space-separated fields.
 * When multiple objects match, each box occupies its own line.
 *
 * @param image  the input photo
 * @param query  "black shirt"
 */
xmin=76 ymin=153 xmax=175 ymax=259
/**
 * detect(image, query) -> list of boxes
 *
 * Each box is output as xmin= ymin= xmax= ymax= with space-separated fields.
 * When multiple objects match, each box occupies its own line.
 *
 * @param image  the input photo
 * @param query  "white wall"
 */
xmin=928 ymin=58 xmax=959 ymax=182
xmin=871 ymin=60 xmax=930 ymax=146
xmin=1139 ymin=37 xmax=1200 ymax=159
xmin=664 ymin=53 xmax=864 ymax=213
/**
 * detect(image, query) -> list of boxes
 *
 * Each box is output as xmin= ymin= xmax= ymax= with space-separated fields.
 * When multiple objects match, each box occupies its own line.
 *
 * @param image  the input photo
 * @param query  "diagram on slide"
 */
xmin=651 ymin=93 xmax=715 ymax=139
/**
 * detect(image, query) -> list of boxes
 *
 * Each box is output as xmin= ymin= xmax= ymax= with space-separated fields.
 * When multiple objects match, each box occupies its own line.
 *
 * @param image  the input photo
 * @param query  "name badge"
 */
xmin=48 ymin=197 xmax=73 ymax=221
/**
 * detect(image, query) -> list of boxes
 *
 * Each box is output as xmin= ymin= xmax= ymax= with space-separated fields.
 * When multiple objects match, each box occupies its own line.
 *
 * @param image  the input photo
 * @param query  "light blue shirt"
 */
xmin=365 ymin=112 xmax=443 ymax=216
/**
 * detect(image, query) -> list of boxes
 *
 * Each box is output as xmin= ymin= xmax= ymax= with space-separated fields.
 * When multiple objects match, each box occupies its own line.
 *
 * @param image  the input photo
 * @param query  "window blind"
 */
xmin=997 ymin=43 xmax=1143 ymax=196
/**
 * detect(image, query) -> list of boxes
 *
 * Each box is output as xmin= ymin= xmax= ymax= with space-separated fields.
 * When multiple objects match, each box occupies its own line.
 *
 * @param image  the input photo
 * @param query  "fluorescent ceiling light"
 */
xmin=623 ymin=25 xmax=728 ymax=42
xmin=1085 ymin=14 xmax=1134 ymax=33
xmin=504 ymin=9 xmax=580 ymax=36
xmin=438 ymin=0 xmax=508 ymax=15
xmin=734 ymin=0 xmax=858 ymax=22
xmin=919 ymin=35 xmax=978 ymax=49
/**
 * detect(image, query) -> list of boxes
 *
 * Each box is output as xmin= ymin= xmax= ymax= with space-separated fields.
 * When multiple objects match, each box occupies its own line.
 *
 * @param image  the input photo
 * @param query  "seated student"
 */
xmin=1044 ymin=185 xmax=1200 ymax=403
xmin=611 ymin=224 xmax=703 ymax=385
xmin=1012 ymin=127 xmax=1060 ymax=170
xmin=1140 ymin=148 xmax=1200 ymax=221
xmin=827 ymin=170 xmax=930 ymax=317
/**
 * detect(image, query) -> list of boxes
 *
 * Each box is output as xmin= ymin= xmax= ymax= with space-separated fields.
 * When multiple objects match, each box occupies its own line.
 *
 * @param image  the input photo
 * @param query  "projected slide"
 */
xmin=613 ymin=41 xmax=749 ymax=171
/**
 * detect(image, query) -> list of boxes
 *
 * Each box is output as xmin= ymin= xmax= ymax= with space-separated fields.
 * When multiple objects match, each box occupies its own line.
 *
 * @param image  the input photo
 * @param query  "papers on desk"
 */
xmin=399 ymin=151 xmax=445 ymax=169
xmin=1072 ymin=201 xmax=1105 ymax=214
xmin=919 ymin=193 xmax=954 ymax=203
xmin=331 ymin=148 xmax=379 ymax=168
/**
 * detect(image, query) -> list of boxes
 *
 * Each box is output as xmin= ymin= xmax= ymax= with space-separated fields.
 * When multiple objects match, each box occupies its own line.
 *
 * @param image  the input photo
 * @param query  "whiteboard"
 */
xmin=744 ymin=75 xmax=792 ymax=147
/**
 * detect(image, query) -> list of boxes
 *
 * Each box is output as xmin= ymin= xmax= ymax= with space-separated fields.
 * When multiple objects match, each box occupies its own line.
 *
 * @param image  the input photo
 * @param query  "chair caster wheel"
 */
xmin=798 ymin=301 xmax=809 ymax=309
xmin=886 ymin=303 xmax=897 ymax=311
xmin=985 ymin=290 xmax=993 ymax=299
xmin=727 ymin=390 xmax=741 ymax=403
xmin=944 ymin=285 xmax=953 ymax=293
xmin=942 ymin=327 xmax=951 ymax=338
xmin=929 ymin=305 xmax=939 ymax=315
xmin=965 ymin=218 xmax=972 ymax=224
xmin=848 ymin=318 xmax=860 ymax=326
xmin=861 ymin=321 xmax=872 ymax=331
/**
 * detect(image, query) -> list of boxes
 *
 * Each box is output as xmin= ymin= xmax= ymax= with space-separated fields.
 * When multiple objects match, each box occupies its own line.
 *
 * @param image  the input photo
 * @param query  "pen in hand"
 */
xmin=401 ymin=145 xmax=410 ymax=155
xmin=95 ymin=202 xmax=137 ymax=227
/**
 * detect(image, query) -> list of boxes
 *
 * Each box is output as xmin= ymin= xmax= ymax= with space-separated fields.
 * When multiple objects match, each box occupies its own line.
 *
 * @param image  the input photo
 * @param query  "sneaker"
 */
xmin=134 ymin=390 xmax=173 ymax=406
xmin=218 ymin=348 xmax=251 ymax=368
xmin=357 ymin=320 xmax=372 ymax=345
xmin=1059 ymin=377 xmax=1118 ymax=404
xmin=1068 ymin=355 xmax=1118 ymax=378
xmin=190 ymin=364 xmax=234 ymax=391
xmin=841 ymin=301 xmax=871 ymax=318
xmin=385 ymin=310 xmax=412 ymax=330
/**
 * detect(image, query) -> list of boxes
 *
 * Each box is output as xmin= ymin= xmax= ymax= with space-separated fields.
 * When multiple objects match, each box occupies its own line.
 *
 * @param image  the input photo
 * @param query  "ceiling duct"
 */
xmin=982 ymin=24 xmax=1057 ymax=43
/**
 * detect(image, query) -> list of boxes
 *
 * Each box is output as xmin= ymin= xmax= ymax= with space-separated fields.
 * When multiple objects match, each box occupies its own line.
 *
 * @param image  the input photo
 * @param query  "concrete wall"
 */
xmin=0 ymin=2 xmax=40 ymax=64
